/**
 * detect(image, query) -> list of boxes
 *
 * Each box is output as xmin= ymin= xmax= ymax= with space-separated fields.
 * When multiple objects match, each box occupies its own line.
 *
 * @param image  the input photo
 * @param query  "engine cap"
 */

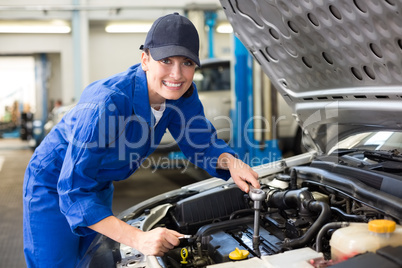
xmin=368 ymin=219 xmax=396 ymax=233
xmin=229 ymin=247 xmax=249 ymax=260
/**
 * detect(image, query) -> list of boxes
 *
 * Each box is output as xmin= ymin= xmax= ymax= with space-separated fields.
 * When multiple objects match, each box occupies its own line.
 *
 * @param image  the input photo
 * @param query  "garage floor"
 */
xmin=0 ymin=138 xmax=199 ymax=268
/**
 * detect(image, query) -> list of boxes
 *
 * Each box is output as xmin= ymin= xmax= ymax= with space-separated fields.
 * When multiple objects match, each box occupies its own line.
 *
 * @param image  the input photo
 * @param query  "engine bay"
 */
xmin=111 ymin=153 xmax=402 ymax=267
xmin=81 ymin=152 xmax=402 ymax=268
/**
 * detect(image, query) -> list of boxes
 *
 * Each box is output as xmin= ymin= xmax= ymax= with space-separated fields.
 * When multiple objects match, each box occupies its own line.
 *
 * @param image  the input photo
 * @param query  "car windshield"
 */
xmin=329 ymin=131 xmax=402 ymax=156
xmin=193 ymin=61 xmax=230 ymax=92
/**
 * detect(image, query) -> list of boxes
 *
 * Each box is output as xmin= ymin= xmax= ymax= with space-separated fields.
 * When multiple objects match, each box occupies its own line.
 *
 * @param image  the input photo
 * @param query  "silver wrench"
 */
xmin=248 ymin=186 xmax=266 ymax=257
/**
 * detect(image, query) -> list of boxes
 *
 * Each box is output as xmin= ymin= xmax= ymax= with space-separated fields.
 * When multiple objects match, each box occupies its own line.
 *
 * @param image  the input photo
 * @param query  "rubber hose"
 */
xmin=282 ymin=200 xmax=331 ymax=249
xmin=315 ymin=221 xmax=349 ymax=252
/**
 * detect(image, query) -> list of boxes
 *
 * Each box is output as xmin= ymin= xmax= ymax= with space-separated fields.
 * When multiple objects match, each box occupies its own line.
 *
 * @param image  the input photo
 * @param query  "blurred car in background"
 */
xmin=27 ymin=102 xmax=76 ymax=150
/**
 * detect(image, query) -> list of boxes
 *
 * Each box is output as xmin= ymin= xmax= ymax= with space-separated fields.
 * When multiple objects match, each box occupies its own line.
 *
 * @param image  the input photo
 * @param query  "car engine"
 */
xmin=80 ymin=151 xmax=402 ymax=268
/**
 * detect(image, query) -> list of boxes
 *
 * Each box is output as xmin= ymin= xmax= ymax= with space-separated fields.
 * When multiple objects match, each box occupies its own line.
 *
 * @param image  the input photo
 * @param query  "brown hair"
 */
xmin=142 ymin=48 xmax=194 ymax=98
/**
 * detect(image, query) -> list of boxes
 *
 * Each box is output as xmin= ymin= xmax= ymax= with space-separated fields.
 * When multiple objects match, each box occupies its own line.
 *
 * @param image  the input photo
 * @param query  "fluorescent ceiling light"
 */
xmin=0 ymin=20 xmax=71 ymax=33
xmin=105 ymin=22 xmax=152 ymax=33
xmin=216 ymin=22 xmax=233 ymax=34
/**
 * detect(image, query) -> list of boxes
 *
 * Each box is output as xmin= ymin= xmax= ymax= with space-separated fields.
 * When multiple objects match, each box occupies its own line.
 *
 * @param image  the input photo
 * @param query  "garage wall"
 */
xmin=89 ymin=27 xmax=146 ymax=82
xmin=47 ymin=53 xmax=63 ymax=104
xmin=0 ymin=33 xmax=74 ymax=106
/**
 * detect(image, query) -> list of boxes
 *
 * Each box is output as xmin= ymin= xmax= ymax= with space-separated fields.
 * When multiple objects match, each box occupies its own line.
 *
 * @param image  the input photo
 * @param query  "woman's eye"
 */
xmin=160 ymin=58 xmax=171 ymax=64
xmin=184 ymin=60 xmax=195 ymax=67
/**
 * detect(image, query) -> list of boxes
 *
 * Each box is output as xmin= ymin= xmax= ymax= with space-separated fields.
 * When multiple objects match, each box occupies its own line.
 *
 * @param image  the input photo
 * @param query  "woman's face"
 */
xmin=141 ymin=52 xmax=196 ymax=105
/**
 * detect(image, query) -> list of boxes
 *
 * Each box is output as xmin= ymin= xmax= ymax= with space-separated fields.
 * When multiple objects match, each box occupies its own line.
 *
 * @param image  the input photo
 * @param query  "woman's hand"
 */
xmin=88 ymin=216 xmax=184 ymax=256
xmin=217 ymin=153 xmax=260 ymax=193
xmin=132 ymin=227 xmax=183 ymax=256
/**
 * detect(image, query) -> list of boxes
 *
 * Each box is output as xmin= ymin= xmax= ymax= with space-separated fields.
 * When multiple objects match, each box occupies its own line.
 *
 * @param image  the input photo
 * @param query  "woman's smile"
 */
xmin=162 ymin=80 xmax=184 ymax=89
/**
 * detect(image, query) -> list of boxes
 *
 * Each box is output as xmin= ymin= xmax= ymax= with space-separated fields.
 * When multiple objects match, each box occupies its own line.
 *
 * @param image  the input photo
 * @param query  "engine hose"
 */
xmin=315 ymin=222 xmax=349 ymax=253
xmin=330 ymin=194 xmax=346 ymax=206
xmin=166 ymin=256 xmax=182 ymax=268
xmin=282 ymin=200 xmax=331 ymax=249
xmin=267 ymin=188 xmax=315 ymax=217
xmin=267 ymin=188 xmax=332 ymax=249
xmin=195 ymin=216 xmax=254 ymax=248
xmin=290 ymin=169 xmax=298 ymax=190
xmin=292 ymin=166 xmax=402 ymax=222
xmin=330 ymin=207 xmax=366 ymax=221
xmin=229 ymin=208 xmax=254 ymax=220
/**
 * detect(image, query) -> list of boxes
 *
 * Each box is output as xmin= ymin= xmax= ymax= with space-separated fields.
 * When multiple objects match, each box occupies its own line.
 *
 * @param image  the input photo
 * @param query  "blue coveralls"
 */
xmin=23 ymin=64 xmax=235 ymax=267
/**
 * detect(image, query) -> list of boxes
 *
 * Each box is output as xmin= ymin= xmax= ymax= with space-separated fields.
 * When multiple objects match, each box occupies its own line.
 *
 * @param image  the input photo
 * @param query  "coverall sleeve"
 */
xmin=57 ymin=101 xmax=118 ymax=236
xmin=168 ymin=88 xmax=236 ymax=180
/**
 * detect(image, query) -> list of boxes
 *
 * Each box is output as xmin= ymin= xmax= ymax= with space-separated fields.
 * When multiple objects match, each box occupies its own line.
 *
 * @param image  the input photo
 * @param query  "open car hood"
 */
xmin=220 ymin=0 xmax=402 ymax=152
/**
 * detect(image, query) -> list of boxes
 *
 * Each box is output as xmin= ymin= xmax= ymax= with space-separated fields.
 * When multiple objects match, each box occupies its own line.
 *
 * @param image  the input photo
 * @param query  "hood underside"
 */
xmin=220 ymin=0 xmax=402 ymax=152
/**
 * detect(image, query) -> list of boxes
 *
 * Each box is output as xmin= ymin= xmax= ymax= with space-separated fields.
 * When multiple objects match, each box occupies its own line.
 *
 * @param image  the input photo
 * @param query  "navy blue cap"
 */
xmin=140 ymin=12 xmax=200 ymax=66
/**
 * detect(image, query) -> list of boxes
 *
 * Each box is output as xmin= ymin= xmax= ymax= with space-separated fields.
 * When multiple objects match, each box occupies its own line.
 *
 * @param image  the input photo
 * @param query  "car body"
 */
xmin=80 ymin=1 xmax=402 ymax=267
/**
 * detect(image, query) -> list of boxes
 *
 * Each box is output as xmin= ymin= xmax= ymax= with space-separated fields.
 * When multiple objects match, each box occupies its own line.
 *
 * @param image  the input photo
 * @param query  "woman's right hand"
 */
xmin=132 ymin=227 xmax=184 ymax=256
xmin=88 ymin=216 xmax=184 ymax=257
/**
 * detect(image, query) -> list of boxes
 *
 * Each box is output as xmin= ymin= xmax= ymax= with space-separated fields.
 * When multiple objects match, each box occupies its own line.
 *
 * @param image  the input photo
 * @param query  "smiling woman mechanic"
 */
xmin=23 ymin=13 xmax=259 ymax=267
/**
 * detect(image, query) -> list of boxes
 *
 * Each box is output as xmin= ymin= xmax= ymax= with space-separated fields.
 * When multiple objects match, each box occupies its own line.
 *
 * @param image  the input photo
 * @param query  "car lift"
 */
xmin=231 ymin=36 xmax=282 ymax=166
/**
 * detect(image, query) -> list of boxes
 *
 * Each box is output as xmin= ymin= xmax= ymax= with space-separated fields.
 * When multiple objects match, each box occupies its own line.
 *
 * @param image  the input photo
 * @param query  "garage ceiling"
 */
xmin=0 ymin=0 xmax=226 ymax=21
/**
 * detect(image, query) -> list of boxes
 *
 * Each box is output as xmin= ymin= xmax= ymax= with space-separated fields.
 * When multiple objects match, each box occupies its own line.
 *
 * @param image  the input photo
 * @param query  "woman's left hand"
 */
xmin=218 ymin=153 xmax=260 ymax=193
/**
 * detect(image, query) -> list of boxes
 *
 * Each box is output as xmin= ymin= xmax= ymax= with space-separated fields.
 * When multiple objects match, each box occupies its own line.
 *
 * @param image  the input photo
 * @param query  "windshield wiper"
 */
xmin=330 ymin=148 xmax=359 ymax=156
xmin=363 ymin=149 xmax=402 ymax=163
xmin=331 ymin=148 xmax=402 ymax=163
